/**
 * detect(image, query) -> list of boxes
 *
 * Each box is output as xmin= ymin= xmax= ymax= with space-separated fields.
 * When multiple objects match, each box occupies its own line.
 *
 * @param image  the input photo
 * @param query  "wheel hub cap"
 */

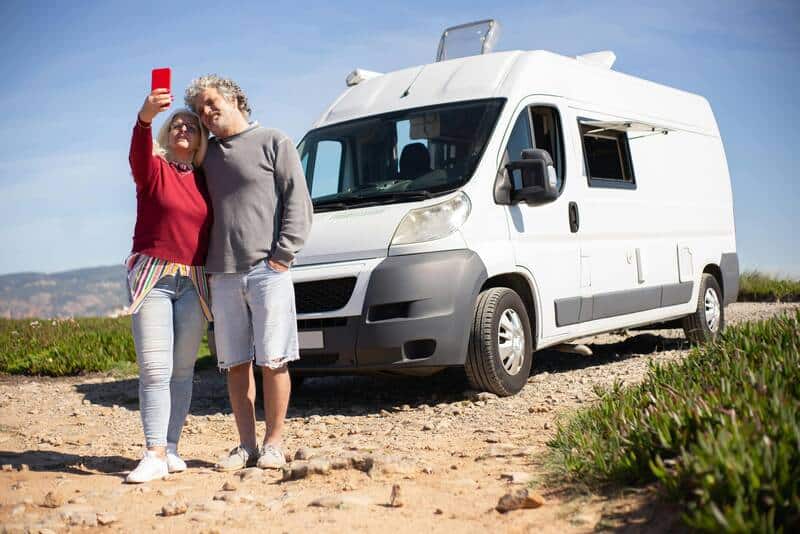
xmin=704 ymin=288 xmax=721 ymax=332
xmin=498 ymin=309 xmax=525 ymax=376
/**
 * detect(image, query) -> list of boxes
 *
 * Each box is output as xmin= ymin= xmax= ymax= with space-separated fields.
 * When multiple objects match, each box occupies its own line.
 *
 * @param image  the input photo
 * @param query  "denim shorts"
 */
xmin=209 ymin=260 xmax=299 ymax=370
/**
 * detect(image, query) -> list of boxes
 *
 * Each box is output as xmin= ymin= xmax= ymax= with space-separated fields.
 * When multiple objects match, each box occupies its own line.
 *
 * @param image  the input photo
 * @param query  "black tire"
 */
xmin=465 ymin=287 xmax=533 ymax=396
xmin=682 ymin=273 xmax=725 ymax=345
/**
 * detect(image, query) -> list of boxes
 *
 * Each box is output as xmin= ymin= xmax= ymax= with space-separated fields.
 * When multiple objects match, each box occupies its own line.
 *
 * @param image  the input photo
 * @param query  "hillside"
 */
xmin=0 ymin=265 xmax=127 ymax=318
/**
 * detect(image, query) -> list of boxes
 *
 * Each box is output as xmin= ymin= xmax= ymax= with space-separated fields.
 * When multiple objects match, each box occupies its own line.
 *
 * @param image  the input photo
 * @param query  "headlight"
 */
xmin=391 ymin=192 xmax=471 ymax=246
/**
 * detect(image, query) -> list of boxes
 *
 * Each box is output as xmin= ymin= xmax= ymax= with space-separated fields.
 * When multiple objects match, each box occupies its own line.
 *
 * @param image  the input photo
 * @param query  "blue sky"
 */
xmin=0 ymin=0 xmax=798 ymax=276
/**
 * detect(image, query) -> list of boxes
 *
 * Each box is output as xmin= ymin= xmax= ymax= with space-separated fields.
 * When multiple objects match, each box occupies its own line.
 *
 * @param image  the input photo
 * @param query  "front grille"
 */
xmin=294 ymin=277 xmax=357 ymax=314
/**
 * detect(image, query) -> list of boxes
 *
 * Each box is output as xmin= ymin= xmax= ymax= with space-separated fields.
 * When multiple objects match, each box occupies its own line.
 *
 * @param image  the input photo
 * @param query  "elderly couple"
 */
xmin=125 ymin=75 xmax=312 ymax=483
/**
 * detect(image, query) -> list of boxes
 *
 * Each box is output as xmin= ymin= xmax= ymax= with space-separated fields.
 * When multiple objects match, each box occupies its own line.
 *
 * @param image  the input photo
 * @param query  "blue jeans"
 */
xmin=131 ymin=274 xmax=205 ymax=448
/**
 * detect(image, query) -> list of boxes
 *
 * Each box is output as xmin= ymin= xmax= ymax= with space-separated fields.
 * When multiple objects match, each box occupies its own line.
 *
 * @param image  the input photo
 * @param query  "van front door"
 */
xmin=502 ymin=102 xmax=585 ymax=340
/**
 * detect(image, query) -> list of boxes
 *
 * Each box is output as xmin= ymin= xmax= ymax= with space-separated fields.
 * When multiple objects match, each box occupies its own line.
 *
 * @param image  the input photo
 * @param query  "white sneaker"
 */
xmin=166 ymin=443 xmax=187 ymax=473
xmin=256 ymin=443 xmax=286 ymax=469
xmin=126 ymin=450 xmax=168 ymax=483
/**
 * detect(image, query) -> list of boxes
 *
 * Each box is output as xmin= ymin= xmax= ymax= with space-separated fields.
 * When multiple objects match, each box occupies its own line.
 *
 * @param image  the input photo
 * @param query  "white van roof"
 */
xmin=314 ymin=50 xmax=719 ymax=137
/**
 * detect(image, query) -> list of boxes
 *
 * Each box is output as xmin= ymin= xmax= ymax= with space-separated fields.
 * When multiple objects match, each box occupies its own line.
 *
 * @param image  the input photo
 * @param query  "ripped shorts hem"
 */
xmin=216 ymin=358 xmax=253 ymax=372
xmin=254 ymin=354 xmax=300 ymax=370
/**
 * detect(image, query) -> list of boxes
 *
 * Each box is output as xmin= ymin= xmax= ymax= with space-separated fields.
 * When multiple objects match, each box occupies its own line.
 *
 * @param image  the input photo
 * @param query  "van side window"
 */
xmin=531 ymin=106 xmax=565 ymax=190
xmin=580 ymin=123 xmax=636 ymax=188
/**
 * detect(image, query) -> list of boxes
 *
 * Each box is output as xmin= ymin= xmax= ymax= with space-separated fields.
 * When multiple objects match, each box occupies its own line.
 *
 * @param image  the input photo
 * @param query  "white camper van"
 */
xmin=289 ymin=21 xmax=738 ymax=396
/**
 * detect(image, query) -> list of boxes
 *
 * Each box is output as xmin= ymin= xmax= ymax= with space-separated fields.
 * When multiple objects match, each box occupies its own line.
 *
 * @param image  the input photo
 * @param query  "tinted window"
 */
xmin=580 ymin=123 xmax=635 ymax=187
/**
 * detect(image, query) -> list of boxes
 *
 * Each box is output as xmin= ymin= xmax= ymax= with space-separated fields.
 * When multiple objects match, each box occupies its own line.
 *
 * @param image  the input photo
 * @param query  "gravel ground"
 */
xmin=0 ymin=302 xmax=796 ymax=533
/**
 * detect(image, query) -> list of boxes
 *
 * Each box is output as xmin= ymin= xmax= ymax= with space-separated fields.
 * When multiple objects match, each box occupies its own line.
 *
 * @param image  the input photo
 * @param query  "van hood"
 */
xmin=294 ymin=204 xmax=412 ymax=266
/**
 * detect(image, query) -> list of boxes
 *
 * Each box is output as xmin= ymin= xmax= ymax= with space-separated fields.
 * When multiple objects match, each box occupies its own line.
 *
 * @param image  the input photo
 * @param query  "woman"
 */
xmin=125 ymin=87 xmax=212 ymax=483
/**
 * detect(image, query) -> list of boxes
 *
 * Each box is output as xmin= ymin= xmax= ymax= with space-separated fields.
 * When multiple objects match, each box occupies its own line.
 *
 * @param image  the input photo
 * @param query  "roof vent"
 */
xmin=436 ymin=19 xmax=501 ymax=62
xmin=346 ymin=69 xmax=383 ymax=87
xmin=575 ymin=51 xmax=616 ymax=69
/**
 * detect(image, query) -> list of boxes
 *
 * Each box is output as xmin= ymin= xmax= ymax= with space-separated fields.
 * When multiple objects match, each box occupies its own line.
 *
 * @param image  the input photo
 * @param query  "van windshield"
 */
xmin=298 ymin=99 xmax=504 ymax=211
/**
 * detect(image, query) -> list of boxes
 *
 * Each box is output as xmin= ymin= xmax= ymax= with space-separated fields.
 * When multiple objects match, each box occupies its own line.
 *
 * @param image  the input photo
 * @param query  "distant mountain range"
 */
xmin=0 ymin=265 xmax=128 ymax=318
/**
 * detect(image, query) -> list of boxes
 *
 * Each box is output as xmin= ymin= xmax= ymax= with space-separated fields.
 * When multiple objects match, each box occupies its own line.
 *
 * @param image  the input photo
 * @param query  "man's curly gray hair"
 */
xmin=185 ymin=74 xmax=252 ymax=118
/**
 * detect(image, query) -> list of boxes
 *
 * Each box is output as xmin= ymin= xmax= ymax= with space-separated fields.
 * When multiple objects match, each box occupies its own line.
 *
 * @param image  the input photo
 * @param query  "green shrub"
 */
xmin=549 ymin=311 xmax=800 ymax=532
xmin=0 ymin=317 xmax=212 ymax=376
xmin=739 ymin=271 xmax=800 ymax=302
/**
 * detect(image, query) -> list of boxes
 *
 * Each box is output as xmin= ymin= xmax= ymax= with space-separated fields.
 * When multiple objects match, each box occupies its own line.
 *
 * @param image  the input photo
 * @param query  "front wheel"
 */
xmin=465 ymin=287 xmax=533 ymax=396
xmin=682 ymin=274 xmax=725 ymax=344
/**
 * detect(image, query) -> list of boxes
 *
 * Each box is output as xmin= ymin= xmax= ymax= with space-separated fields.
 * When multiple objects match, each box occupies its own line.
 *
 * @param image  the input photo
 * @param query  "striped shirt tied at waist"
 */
xmin=125 ymin=253 xmax=212 ymax=321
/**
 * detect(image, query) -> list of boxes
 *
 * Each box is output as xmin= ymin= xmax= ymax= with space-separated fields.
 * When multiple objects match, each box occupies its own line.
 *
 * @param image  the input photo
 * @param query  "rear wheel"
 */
xmin=682 ymin=273 xmax=725 ymax=344
xmin=465 ymin=287 xmax=533 ymax=396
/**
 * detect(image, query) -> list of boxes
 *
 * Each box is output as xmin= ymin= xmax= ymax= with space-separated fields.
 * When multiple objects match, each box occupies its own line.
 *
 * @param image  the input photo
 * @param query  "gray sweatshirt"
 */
xmin=203 ymin=124 xmax=313 ymax=273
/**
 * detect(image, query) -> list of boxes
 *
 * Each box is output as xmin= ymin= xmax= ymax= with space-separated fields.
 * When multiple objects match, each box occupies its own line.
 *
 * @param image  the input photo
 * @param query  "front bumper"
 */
xmin=290 ymin=249 xmax=487 ymax=374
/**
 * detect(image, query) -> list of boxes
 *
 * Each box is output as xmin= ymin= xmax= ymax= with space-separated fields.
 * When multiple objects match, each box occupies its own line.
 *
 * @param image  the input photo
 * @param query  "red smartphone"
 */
xmin=151 ymin=68 xmax=171 ymax=93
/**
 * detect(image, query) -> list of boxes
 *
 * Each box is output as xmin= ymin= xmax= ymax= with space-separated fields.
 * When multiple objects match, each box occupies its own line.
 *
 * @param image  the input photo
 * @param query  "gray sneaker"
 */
xmin=216 ymin=445 xmax=258 ymax=472
xmin=256 ymin=444 xmax=286 ymax=469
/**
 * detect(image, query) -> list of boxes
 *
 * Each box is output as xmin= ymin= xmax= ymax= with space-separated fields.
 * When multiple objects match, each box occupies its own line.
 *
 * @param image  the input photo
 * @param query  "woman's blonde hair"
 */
xmin=154 ymin=109 xmax=208 ymax=166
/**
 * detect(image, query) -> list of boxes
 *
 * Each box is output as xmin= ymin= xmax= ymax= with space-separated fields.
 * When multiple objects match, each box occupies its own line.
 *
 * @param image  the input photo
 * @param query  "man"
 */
xmin=185 ymin=75 xmax=313 ymax=470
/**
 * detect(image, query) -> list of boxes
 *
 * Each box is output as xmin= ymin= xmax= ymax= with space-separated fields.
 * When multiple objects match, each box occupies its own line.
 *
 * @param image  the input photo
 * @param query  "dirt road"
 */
xmin=1 ymin=303 xmax=796 ymax=533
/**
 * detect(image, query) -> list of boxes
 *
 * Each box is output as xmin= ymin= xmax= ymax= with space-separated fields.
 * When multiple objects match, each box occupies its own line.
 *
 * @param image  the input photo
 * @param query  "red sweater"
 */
xmin=129 ymin=120 xmax=211 ymax=266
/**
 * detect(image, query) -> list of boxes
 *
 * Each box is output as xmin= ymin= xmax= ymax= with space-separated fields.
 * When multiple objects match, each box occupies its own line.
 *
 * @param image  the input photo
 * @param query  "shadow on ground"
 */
xmin=72 ymin=332 xmax=686 ymax=418
xmin=0 ymin=450 xmax=135 ymax=476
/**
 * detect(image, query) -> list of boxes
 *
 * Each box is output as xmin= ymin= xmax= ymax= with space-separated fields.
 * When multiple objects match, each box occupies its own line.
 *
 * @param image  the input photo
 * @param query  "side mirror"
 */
xmin=506 ymin=148 xmax=559 ymax=204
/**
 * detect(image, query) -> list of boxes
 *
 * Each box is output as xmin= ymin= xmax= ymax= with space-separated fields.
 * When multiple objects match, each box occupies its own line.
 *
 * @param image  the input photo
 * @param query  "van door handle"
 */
xmin=569 ymin=202 xmax=580 ymax=233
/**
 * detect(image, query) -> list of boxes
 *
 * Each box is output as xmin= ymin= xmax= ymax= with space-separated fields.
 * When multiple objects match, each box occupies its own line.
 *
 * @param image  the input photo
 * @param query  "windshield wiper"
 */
xmin=313 ymin=202 xmax=351 ymax=212
xmin=349 ymin=190 xmax=434 ymax=202
xmin=313 ymin=190 xmax=437 ymax=212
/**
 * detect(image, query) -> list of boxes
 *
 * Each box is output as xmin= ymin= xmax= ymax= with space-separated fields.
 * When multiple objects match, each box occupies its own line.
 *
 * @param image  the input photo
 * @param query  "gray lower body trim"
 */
xmin=720 ymin=252 xmax=739 ymax=305
xmin=555 ymin=282 xmax=694 ymax=327
xmin=292 ymin=249 xmax=488 ymax=372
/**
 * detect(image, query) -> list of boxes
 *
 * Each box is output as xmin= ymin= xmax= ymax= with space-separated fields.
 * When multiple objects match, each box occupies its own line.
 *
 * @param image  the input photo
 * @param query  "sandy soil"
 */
xmin=1 ymin=302 xmax=796 ymax=534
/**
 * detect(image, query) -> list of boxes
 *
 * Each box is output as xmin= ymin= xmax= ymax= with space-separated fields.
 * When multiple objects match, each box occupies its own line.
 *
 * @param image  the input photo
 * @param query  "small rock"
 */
xmin=435 ymin=508 xmax=444 ymax=515
xmin=97 ymin=512 xmax=117 ymax=525
xmin=380 ymin=409 xmax=391 ymax=417
xmin=351 ymin=454 xmax=375 ymax=473
xmin=10 ymin=504 xmax=26 ymax=516
xmin=62 ymin=510 xmax=98 ymax=527
xmin=281 ymin=461 xmax=309 ymax=481
xmin=11 ymin=481 xmax=25 ymax=490
xmin=222 ymin=481 xmax=238 ymax=491
xmin=161 ymin=499 xmax=189 ymax=516
xmin=19 ymin=464 xmax=29 ymax=472
xmin=389 ymin=484 xmax=403 ymax=508
xmin=496 ymin=489 xmax=546 ymax=513
xmin=330 ymin=456 xmax=351 ymax=470
xmin=500 ymin=472 xmax=534 ymax=485
xmin=42 ymin=490 xmax=65 ymax=508
xmin=421 ymin=423 xmax=434 ymax=431
xmin=2 ymin=464 xmax=13 ymax=472
xmin=544 ymin=422 xmax=551 ymax=430
xmin=68 ymin=496 xmax=87 ymax=504
xmin=308 ymin=458 xmax=331 ymax=475
xmin=294 ymin=447 xmax=313 ymax=461
xmin=309 ymin=494 xmax=370 ymax=509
